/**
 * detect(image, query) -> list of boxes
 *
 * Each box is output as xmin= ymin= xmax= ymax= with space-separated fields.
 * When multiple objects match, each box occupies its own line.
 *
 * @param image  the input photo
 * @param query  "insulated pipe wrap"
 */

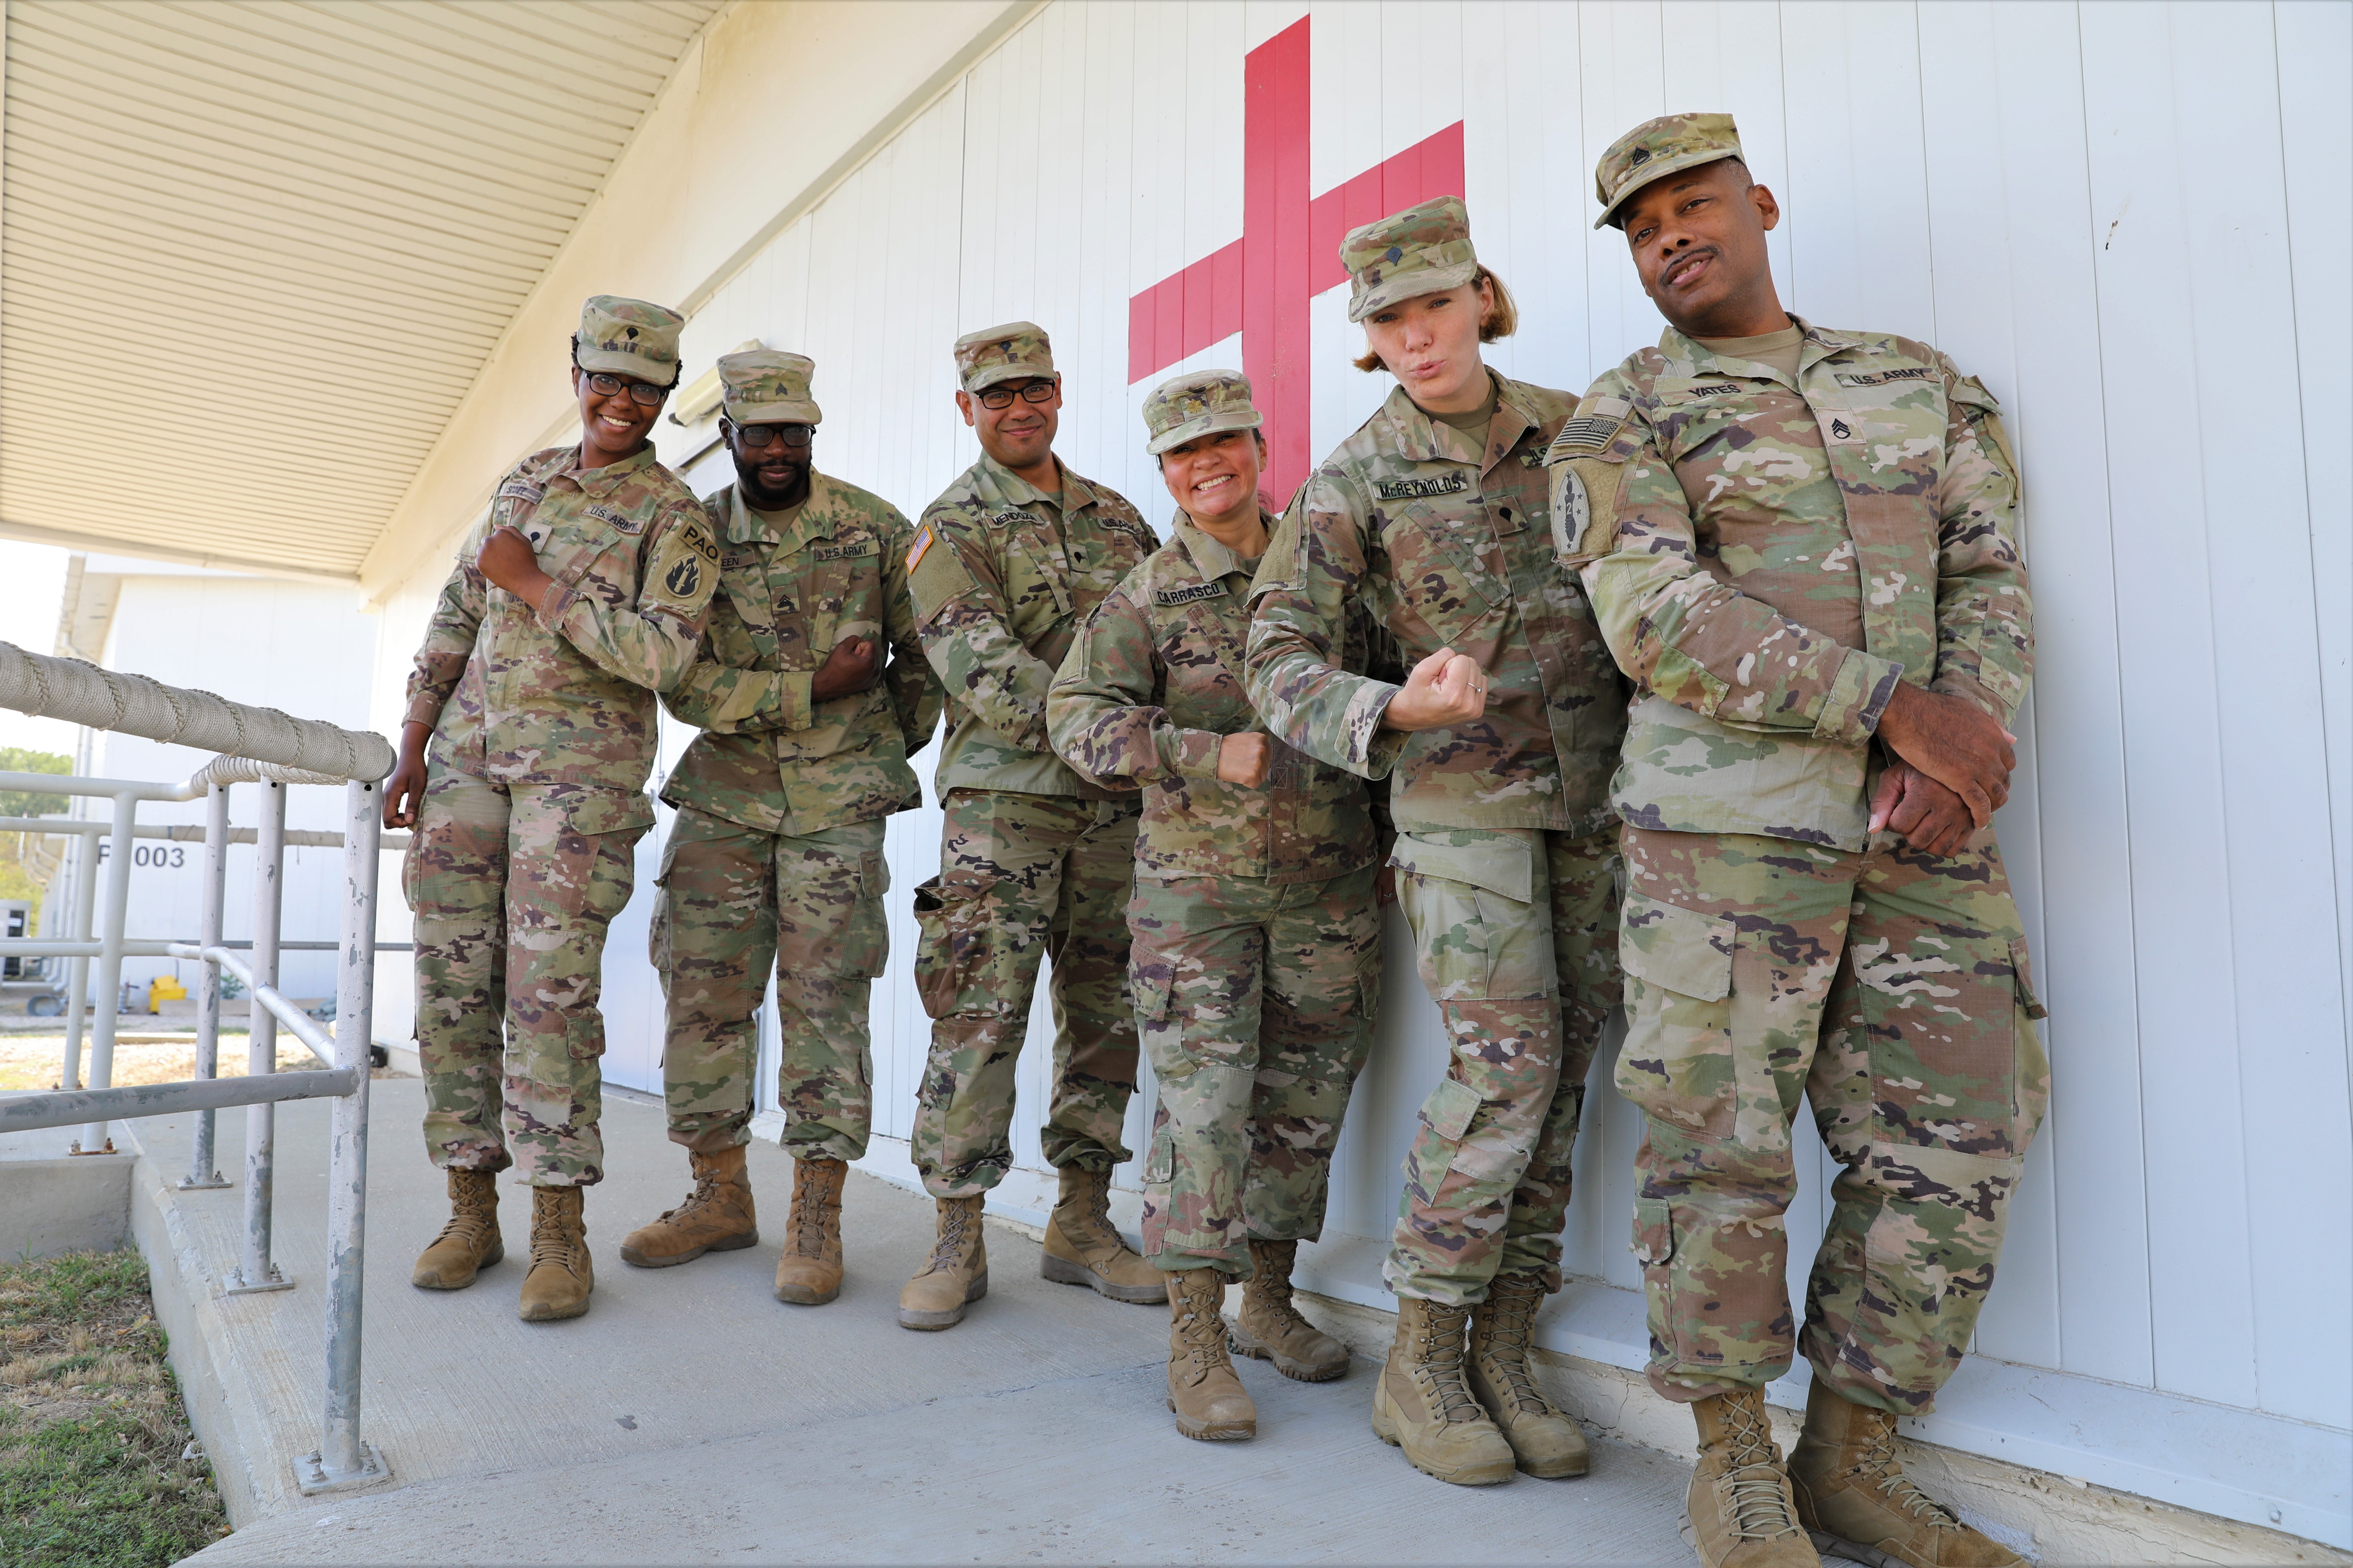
xmin=0 ymin=642 xmax=393 ymax=782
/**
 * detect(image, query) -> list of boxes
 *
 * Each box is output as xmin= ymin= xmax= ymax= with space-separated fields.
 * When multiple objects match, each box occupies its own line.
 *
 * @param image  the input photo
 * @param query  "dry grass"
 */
xmin=0 ymin=1251 xmax=230 ymax=1564
xmin=0 ymin=1034 xmax=318 ymax=1093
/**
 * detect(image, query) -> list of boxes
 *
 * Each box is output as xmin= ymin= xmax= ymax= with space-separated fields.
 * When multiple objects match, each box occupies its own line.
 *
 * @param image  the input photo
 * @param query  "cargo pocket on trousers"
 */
xmin=1144 ymin=1124 xmax=1175 ymax=1186
xmin=911 ymin=875 xmax=987 ymax=1020
xmin=2008 ymin=935 xmax=2051 ymax=1149
xmin=1613 ymin=891 xmax=1739 ymax=1142
xmin=1631 ymin=1195 xmax=1676 ymax=1266
xmin=839 ymin=851 xmax=891 ymax=981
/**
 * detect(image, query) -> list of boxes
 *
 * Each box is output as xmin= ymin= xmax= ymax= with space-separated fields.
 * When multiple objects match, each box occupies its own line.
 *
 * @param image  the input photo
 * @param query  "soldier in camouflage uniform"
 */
xmin=1569 ymin=114 xmax=2042 ymax=1568
xmin=899 ymin=322 xmax=1163 ymax=1331
xmin=385 ymin=295 xmax=719 ymax=1323
xmin=1048 ymin=369 xmax=1393 ymax=1442
xmin=1245 ymin=198 xmax=1631 ymax=1488
xmin=614 ymin=350 xmax=942 ymax=1309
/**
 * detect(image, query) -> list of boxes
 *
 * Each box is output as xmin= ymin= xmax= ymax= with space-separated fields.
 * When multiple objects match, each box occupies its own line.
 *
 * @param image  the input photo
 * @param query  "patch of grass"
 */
xmin=0 ymin=1250 xmax=230 ymax=1566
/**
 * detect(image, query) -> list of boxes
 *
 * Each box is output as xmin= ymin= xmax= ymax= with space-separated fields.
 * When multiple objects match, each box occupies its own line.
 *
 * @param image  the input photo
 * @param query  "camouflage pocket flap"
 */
xmin=1129 ymin=964 xmax=1174 ymax=1025
xmin=2007 ymin=936 xmax=2048 ymax=1020
xmin=1388 ymin=830 xmax=1533 ymax=904
xmin=1631 ymin=1196 xmax=1676 ymax=1265
xmin=559 ymin=788 xmax=657 ymax=838
xmin=1421 ymin=1076 xmax=1482 ymax=1143
xmin=1620 ymin=890 xmax=1735 ymax=1002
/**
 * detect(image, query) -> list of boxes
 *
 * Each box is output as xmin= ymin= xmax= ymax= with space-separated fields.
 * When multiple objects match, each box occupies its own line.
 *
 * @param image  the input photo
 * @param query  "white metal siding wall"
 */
xmin=379 ymin=0 xmax=2347 ymax=1542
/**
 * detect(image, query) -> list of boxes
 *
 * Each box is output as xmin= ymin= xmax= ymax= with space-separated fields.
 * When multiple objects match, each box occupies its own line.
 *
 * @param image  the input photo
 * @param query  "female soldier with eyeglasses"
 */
xmin=384 ymin=295 xmax=720 ymax=1323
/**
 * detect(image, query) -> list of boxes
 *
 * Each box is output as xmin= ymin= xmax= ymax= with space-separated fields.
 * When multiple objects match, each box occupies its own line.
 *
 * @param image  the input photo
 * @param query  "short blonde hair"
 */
xmin=1352 ymin=268 xmax=1517 ymax=373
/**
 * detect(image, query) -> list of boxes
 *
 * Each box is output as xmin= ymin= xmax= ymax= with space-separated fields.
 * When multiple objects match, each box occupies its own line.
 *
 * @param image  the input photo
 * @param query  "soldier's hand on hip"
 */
xmin=383 ymin=721 xmax=432 ymax=830
xmin=1868 ymin=761 xmax=1976 ymax=857
xmin=1874 ymin=682 xmax=2014 ymax=827
xmin=477 ymin=526 xmax=556 ymax=609
xmin=1382 ymin=647 xmax=1488 ymax=732
xmin=1216 ymin=731 xmax=1273 ymax=788
xmin=811 ymin=636 xmax=882 ymax=701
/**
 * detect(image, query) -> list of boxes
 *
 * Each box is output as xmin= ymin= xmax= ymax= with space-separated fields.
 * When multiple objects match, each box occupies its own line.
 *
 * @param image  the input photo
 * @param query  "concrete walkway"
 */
xmin=118 ymin=1082 xmax=1715 ymax=1565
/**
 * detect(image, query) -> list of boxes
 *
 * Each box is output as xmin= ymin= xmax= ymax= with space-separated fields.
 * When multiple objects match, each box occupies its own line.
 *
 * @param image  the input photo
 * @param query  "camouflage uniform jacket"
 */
xmin=404 ymin=442 xmax=719 ymax=823
xmin=908 ymin=453 xmax=1159 ymax=798
xmin=1244 ymin=375 xmax=1628 ymax=837
xmin=660 ymin=471 xmax=945 ymax=837
xmin=1048 ymin=511 xmax=1391 ymax=885
xmin=1559 ymin=317 xmax=2032 ymax=851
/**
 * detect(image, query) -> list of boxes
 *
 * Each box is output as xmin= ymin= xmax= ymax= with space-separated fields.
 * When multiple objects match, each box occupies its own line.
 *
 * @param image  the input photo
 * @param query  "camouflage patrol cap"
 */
xmin=954 ymin=321 xmax=1056 ymax=393
xmin=1141 ymin=369 xmax=1261 ymax=456
xmin=1593 ymin=112 xmax=1744 ymax=230
xmin=574 ymin=294 xmax=685 ymax=386
xmin=718 ymin=349 xmax=822 ymax=427
xmin=1340 ymin=196 xmax=1479 ymax=324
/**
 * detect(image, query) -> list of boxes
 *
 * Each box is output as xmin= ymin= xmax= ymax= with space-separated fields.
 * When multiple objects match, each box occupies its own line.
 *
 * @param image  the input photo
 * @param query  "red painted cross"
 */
xmin=1126 ymin=16 xmax=1466 ymax=505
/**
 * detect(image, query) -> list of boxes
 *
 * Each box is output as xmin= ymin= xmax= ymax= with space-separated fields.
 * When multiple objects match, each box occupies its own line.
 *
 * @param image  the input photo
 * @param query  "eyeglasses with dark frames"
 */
xmin=581 ymin=370 xmax=671 ymax=409
xmin=974 ymin=378 xmax=1059 ymax=410
xmin=733 ymin=422 xmax=814 ymax=449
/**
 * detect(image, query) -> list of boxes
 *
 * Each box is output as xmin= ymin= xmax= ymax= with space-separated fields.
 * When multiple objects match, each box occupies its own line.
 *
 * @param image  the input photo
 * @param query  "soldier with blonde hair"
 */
xmin=387 ymin=295 xmax=718 ymax=1323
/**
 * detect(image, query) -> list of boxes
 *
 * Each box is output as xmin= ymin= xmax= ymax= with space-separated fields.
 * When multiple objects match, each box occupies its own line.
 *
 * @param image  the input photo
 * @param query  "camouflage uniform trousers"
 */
xmin=404 ymin=769 xmax=645 ymax=1187
xmin=650 ymin=808 xmax=890 ymax=1164
xmin=909 ymin=787 xmax=1142 ymax=1199
xmin=1387 ymin=827 xmax=1623 ymax=1307
xmin=1617 ymin=823 xmax=2050 ymax=1415
xmin=1129 ymin=864 xmax=1383 ymax=1276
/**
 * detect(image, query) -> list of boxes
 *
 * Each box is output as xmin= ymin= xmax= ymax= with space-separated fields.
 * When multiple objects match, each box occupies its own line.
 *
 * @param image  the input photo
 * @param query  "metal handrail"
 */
xmin=0 ymin=660 xmax=394 ymax=1497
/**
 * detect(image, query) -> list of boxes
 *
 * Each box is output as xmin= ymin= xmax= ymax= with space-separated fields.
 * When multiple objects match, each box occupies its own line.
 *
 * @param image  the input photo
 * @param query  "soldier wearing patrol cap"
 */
xmin=385 ymin=295 xmax=720 ymax=1323
xmin=615 ymin=351 xmax=942 ymax=1309
xmin=898 ymin=322 xmax=1163 ymax=1331
xmin=1245 ymin=197 xmax=1631 ymax=1488
xmin=1568 ymin=113 xmax=2041 ymax=1568
xmin=1048 ymin=370 xmax=1397 ymax=1442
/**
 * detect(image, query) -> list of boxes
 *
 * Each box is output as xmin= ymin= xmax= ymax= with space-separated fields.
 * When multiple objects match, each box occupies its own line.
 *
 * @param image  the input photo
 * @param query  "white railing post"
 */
xmin=183 ymin=782 xmax=233 ymax=1189
xmin=296 ymin=777 xmax=389 ymax=1494
xmin=58 ymin=821 xmax=98 ymax=1093
xmin=72 ymin=790 xmax=140 ymax=1155
xmin=228 ymin=779 xmax=293 ymax=1292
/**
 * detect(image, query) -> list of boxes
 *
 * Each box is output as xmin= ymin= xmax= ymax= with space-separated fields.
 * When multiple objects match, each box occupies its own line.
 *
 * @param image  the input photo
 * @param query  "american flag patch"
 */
xmin=1553 ymin=415 xmax=1623 ymax=452
xmin=906 ymin=525 xmax=934 ymax=571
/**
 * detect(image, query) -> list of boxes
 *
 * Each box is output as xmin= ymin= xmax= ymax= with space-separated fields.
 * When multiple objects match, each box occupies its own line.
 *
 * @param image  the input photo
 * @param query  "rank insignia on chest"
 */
xmin=1152 ymin=582 xmax=1228 ymax=606
xmin=1375 ymin=472 xmax=1470 ymax=502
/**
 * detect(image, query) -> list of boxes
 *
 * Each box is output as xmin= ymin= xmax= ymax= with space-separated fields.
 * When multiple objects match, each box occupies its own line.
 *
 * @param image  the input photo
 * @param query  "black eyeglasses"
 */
xmin=582 ymin=370 xmax=670 ymax=408
xmin=975 ymin=379 xmax=1058 ymax=410
xmin=734 ymin=422 xmax=814 ymax=449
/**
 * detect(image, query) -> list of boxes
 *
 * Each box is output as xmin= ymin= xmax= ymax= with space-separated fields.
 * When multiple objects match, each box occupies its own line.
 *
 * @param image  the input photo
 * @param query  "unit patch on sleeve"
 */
xmin=1152 ymin=582 xmax=1229 ymax=607
xmin=1375 ymin=472 xmax=1470 ymax=502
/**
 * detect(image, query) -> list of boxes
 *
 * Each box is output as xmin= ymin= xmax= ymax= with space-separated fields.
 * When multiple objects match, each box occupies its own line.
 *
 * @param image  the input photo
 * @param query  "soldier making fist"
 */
xmin=1048 ymin=370 xmax=1398 ymax=1442
xmin=1568 ymin=114 xmax=2043 ymax=1568
xmin=897 ymin=324 xmax=1164 ymax=1330
xmin=1245 ymin=198 xmax=1633 ymax=1489
xmin=618 ymin=351 xmax=942 ymax=1308
xmin=384 ymin=296 xmax=719 ymax=1323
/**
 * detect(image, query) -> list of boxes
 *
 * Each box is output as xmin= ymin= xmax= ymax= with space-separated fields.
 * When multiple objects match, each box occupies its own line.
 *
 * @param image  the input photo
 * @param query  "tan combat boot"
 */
xmin=411 ymin=1167 xmax=503 ymax=1289
xmin=1039 ymin=1165 xmax=1165 ymax=1304
xmin=518 ymin=1184 xmax=594 ymax=1322
xmin=1789 ymin=1381 xmax=2022 ymax=1567
xmin=1370 ymin=1296 xmax=1517 ymax=1486
xmin=773 ymin=1156 xmax=847 ymax=1305
xmin=618 ymin=1145 xmax=759 ymax=1268
xmin=898 ymin=1195 xmax=987 ymax=1330
xmin=1228 ymin=1239 xmax=1349 ymax=1382
xmin=1468 ymin=1271 xmax=1590 ymax=1478
xmin=1683 ymin=1388 xmax=1820 ymax=1568
xmin=1165 ymin=1268 xmax=1257 ymax=1440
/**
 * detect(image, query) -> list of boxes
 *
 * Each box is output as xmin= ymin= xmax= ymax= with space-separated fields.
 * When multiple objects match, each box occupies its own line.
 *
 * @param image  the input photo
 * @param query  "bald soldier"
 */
xmin=619 ymin=351 xmax=941 ymax=1307
xmin=898 ymin=323 xmax=1162 ymax=1329
xmin=1564 ymin=114 xmax=2043 ymax=1568
xmin=387 ymin=295 xmax=719 ymax=1323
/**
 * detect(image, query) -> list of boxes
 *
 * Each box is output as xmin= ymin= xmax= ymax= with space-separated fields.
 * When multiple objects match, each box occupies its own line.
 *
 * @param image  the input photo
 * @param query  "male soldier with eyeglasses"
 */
xmin=897 ymin=322 xmax=1162 ymax=1329
xmin=618 ymin=350 xmax=941 ymax=1307
xmin=387 ymin=295 xmax=719 ymax=1323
